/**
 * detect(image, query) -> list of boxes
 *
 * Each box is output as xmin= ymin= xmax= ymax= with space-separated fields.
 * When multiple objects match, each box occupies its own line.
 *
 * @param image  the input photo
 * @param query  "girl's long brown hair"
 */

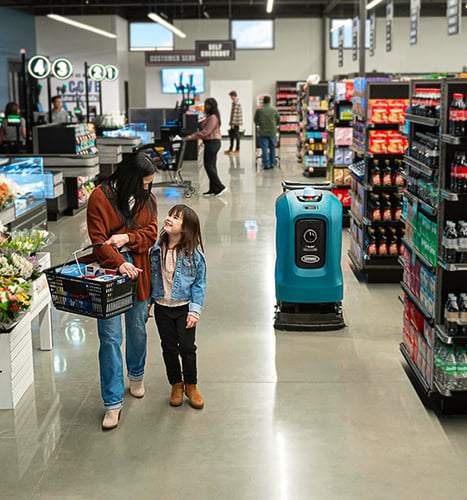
xmin=159 ymin=204 xmax=204 ymax=270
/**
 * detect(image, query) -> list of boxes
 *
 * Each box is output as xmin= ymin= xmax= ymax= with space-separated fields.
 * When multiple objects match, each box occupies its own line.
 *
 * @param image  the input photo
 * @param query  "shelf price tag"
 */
xmin=88 ymin=63 xmax=106 ymax=81
xmin=52 ymin=58 xmax=73 ymax=80
xmin=28 ymin=55 xmax=51 ymax=79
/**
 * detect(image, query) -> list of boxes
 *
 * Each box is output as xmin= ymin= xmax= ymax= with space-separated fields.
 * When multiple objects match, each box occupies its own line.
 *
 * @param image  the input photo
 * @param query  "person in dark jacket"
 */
xmin=254 ymin=95 xmax=280 ymax=169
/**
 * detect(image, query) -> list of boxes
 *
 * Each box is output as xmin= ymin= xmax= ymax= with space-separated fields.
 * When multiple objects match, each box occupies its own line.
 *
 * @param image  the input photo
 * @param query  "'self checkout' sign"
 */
xmin=195 ymin=40 xmax=236 ymax=61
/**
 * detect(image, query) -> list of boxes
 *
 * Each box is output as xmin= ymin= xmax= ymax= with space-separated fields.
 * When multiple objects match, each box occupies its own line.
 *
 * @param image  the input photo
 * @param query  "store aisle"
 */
xmin=2 ymin=138 xmax=467 ymax=500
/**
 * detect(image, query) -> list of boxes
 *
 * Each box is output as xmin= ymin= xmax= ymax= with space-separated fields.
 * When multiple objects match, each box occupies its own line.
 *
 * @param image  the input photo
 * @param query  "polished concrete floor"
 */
xmin=2 ymin=139 xmax=467 ymax=499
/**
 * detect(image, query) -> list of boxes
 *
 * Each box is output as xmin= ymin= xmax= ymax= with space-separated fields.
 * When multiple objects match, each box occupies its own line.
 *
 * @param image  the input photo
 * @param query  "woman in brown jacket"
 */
xmin=187 ymin=97 xmax=226 ymax=197
xmin=86 ymin=152 xmax=158 ymax=429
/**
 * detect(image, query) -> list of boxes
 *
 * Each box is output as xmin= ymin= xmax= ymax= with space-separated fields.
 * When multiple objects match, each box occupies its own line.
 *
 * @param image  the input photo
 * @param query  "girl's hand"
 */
xmin=186 ymin=313 xmax=199 ymax=329
xmin=119 ymin=262 xmax=142 ymax=279
xmin=106 ymin=233 xmax=130 ymax=249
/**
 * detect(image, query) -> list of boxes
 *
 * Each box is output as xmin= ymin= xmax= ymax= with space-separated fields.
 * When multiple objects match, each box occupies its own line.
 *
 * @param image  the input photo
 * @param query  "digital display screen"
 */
xmin=231 ymin=20 xmax=274 ymax=49
xmin=161 ymin=68 xmax=205 ymax=94
xmin=129 ymin=22 xmax=174 ymax=51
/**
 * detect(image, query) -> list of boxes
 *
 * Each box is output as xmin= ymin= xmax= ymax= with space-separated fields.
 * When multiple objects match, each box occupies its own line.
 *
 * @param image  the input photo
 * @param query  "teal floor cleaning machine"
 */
xmin=274 ymin=181 xmax=345 ymax=331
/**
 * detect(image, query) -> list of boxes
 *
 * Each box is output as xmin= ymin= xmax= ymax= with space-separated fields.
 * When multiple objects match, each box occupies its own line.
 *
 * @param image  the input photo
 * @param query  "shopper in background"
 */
xmin=150 ymin=204 xmax=207 ymax=409
xmin=51 ymin=95 xmax=69 ymax=124
xmin=0 ymin=102 xmax=26 ymax=153
xmin=254 ymin=95 xmax=280 ymax=169
xmin=225 ymin=90 xmax=243 ymax=154
xmin=86 ymin=152 xmax=158 ymax=429
xmin=187 ymin=97 xmax=226 ymax=197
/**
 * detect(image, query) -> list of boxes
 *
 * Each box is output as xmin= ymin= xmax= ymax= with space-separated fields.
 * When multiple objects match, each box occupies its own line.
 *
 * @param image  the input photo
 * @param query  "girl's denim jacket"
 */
xmin=150 ymin=243 xmax=207 ymax=315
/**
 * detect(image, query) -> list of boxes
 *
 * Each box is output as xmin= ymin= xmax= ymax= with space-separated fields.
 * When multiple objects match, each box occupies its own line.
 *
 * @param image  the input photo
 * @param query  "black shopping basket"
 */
xmin=44 ymin=243 xmax=137 ymax=320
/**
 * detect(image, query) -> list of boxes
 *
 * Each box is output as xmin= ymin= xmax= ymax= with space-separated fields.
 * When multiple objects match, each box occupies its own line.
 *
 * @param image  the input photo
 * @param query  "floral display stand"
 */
xmin=0 ymin=252 xmax=53 ymax=409
xmin=0 ymin=312 xmax=34 ymax=409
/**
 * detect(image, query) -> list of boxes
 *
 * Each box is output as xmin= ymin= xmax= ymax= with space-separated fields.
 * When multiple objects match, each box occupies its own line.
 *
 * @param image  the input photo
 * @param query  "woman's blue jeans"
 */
xmin=96 ymin=253 xmax=148 ymax=409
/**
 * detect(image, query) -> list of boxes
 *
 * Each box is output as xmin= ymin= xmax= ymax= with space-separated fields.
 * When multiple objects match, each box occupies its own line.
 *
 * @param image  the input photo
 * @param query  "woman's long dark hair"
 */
xmin=204 ymin=97 xmax=221 ymax=126
xmin=102 ymin=151 xmax=157 ymax=229
xmin=159 ymin=204 xmax=204 ymax=270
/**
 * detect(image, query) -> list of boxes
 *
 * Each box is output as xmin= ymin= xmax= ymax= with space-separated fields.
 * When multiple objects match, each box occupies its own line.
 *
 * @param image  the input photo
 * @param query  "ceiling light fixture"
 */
xmin=147 ymin=13 xmax=187 ymax=38
xmin=47 ymin=14 xmax=117 ymax=38
xmin=366 ymin=0 xmax=384 ymax=10
xmin=266 ymin=0 xmax=274 ymax=14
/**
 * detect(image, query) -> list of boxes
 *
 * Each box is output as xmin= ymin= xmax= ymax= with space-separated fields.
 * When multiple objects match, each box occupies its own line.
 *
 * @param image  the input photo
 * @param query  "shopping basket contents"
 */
xmin=44 ymin=243 xmax=137 ymax=319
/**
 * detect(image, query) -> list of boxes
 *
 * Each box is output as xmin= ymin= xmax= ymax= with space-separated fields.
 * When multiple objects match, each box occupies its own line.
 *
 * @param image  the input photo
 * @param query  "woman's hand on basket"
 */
xmin=119 ymin=262 xmax=142 ymax=279
xmin=106 ymin=233 xmax=130 ymax=249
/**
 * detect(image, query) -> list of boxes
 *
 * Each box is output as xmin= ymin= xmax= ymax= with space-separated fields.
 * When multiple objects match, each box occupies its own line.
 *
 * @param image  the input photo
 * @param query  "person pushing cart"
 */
xmin=254 ymin=95 xmax=281 ymax=169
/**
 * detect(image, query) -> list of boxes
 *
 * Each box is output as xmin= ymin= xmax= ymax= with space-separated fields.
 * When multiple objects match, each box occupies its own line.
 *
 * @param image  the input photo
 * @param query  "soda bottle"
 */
xmin=393 ymin=197 xmax=403 ymax=220
xmin=445 ymin=293 xmax=459 ymax=336
xmin=449 ymin=93 xmax=466 ymax=136
xmin=459 ymin=152 xmax=467 ymax=193
xmin=371 ymin=159 xmax=381 ymax=186
xmin=381 ymin=193 xmax=392 ymax=221
xmin=459 ymin=295 xmax=467 ymax=335
xmin=387 ymin=227 xmax=399 ymax=255
xmin=450 ymin=152 xmax=460 ymax=192
xmin=393 ymin=159 xmax=405 ymax=186
xmin=442 ymin=221 xmax=458 ymax=263
xmin=444 ymin=346 xmax=457 ymax=390
xmin=455 ymin=347 xmax=467 ymax=390
xmin=382 ymin=159 xmax=392 ymax=186
xmin=457 ymin=221 xmax=467 ymax=263
xmin=370 ymin=194 xmax=381 ymax=221
xmin=378 ymin=228 xmax=388 ymax=255
xmin=366 ymin=227 xmax=377 ymax=256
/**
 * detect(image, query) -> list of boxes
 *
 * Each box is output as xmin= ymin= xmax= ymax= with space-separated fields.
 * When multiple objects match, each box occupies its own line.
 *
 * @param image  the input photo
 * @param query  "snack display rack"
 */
xmin=327 ymin=80 xmax=354 ymax=226
xmin=348 ymin=79 xmax=409 ymax=282
xmin=401 ymin=78 xmax=467 ymax=413
xmin=299 ymin=83 xmax=329 ymax=177
xmin=275 ymin=81 xmax=299 ymax=133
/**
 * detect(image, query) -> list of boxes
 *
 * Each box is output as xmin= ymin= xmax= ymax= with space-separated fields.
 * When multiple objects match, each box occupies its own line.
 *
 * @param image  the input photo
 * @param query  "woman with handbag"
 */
xmin=86 ymin=152 xmax=158 ymax=429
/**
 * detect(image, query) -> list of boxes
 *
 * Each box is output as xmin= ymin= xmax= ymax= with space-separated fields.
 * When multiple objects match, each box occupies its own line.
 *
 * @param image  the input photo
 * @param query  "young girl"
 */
xmin=150 ymin=204 xmax=207 ymax=409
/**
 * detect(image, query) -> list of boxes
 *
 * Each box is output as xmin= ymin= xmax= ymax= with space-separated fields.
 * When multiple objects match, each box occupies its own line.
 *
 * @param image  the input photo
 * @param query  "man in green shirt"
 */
xmin=254 ymin=95 xmax=280 ymax=169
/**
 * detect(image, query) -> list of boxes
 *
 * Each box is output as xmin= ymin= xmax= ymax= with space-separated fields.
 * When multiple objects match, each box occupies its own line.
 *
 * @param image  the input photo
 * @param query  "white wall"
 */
xmin=325 ymin=17 xmax=467 ymax=79
xmin=35 ymin=15 xmax=127 ymax=115
xmin=143 ymin=18 xmax=323 ymax=125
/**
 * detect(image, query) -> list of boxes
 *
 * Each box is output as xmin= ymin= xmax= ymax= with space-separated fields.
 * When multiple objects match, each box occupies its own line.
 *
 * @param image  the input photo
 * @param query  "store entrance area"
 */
xmin=2 ymin=138 xmax=467 ymax=499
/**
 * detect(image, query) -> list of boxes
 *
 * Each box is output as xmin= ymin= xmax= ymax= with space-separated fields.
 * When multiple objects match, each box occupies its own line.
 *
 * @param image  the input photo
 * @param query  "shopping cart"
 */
xmin=44 ymin=243 xmax=137 ymax=320
xmin=137 ymin=140 xmax=196 ymax=198
xmin=255 ymin=125 xmax=281 ymax=169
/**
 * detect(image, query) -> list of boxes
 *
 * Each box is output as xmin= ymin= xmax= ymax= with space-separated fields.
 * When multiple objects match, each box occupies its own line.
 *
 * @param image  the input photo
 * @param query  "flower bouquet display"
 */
xmin=0 ymin=228 xmax=56 ymax=256
xmin=0 ymin=276 xmax=32 ymax=331
xmin=0 ymin=252 xmax=42 ymax=280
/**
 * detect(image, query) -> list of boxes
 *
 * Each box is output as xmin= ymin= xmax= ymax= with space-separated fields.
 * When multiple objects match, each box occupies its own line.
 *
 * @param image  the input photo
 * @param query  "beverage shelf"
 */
xmin=402 ymin=238 xmax=436 ymax=270
xmin=400 ymin=281 xmax=435 ymax=323
xmin=404 ymin=190 xmax=437 ymax=216
xmin=403 ymin=155 xmax=437 ymax=178
xmin=440 ymin=134 xmax=467 ymax=145
xmin=350 ymin=210 xmax=404 ymax=227
xmin=436 ymin=324 xmax=467 ymax=345
xmin=400 ymin=342 xmax=431 ymax=393
xmin=438 ymin=258 xmax=467 ymax=272
xmin=434 ymin=380 xmax=452 ymax=397
xmin=405 ymin=113 xmax=440 ymax=127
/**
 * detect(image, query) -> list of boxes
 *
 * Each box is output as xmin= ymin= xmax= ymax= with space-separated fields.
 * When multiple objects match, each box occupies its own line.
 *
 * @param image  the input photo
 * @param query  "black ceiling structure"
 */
xmin=0 ymin=0 xmax=454 ymax=22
